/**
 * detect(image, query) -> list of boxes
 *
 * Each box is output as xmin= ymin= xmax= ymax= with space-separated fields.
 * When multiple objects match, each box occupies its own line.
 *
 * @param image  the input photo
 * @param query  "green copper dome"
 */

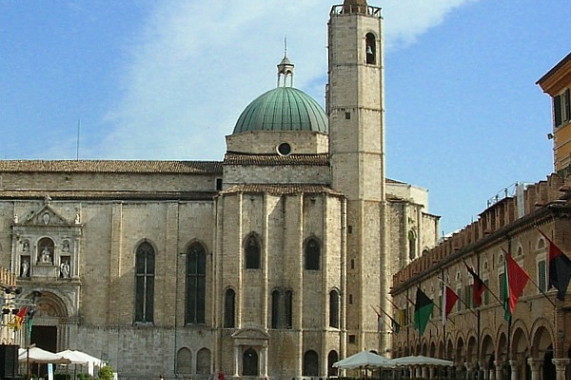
xmin=233 ymin=87 xmax=328 ymax=134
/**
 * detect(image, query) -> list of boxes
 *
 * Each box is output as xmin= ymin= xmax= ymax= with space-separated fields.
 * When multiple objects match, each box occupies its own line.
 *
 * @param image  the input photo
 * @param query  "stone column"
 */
xmin=527 ymin=358 xmax=542 ymax=380
xmin=428 ymin=365 xmax=435 ymax=379
xmin=508 ymin=360 xmax=520 ymax=380
xmin=260 ymin=346 xmax=268 ymax=379
xmin=421 ymin=366 xmax=428 ymax=378
xmin=552 ymin=358 xmax=570 ymax=380
xmin=233 ymin=345 xmax=240 ymax=378
xmin=493 ymin=361 xmax=504 ymax=380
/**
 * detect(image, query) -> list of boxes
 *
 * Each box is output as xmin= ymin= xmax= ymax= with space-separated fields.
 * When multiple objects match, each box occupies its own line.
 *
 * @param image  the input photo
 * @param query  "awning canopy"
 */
xmin=333 ymin=351 xmax=394 ymax=369
xmin=18 ymin=347 xmax=71 ymax=364
xmin=391 ymin=355 xmax=454 ymax=367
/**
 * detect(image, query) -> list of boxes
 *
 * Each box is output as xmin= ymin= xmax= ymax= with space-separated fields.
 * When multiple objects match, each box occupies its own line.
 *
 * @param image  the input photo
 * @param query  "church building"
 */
xmin=0 ymin=1 xmax=439 ymax=379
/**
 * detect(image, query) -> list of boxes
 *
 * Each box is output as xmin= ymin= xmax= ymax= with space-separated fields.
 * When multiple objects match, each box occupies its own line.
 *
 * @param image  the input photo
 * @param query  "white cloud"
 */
xmin=92 ymin=0 xmax=477 ymax=160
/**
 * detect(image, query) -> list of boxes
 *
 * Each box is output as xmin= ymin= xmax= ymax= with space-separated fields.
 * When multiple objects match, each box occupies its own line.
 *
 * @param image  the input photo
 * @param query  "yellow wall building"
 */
xmin=538 ymin=52 xmax=571 ymax=177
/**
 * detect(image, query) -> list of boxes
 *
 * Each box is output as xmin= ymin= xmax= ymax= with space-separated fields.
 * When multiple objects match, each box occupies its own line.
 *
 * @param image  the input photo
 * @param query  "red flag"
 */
xmin=465 ymin=264 xmax=487 ymax=307
xmin=14 ymin=306 xmax=28 ymax=330
xmin=505 ymin=252 xmax=529 ymax=316
xmin=538 ymin=230 xmax=571 ymax=300
xmin=444 ymin=286 xmax=458 ymax=320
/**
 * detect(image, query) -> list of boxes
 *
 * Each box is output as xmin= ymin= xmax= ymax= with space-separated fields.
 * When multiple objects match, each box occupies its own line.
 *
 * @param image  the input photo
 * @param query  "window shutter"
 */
xmin=565 ymin=88 xmax=571 ymax=122
xmin=554 ymin=94 xmax=562 ymax=127
xmin=538 ymin=260 xmax=546 ymax=292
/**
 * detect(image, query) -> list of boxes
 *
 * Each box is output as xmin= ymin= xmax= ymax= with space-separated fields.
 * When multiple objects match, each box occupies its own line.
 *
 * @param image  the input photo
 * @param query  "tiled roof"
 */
xmin=0 ymin=160 xmax=223 ymax=174
xmin=220 ymin=184 xmax=342 ymax=196
xmin=224 ymin=153 xmax=329 ymax=166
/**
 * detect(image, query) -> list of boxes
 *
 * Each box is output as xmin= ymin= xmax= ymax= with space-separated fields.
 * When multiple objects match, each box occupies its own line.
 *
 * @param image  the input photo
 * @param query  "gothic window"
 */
xmin=186 ymin=242 xmax=206 ymax=324
xmin=365 ymin=33 xmax=376 ymax=64
xmin=303 ymin=350 xmax=319 ymax=376
xmin=245 ymin=235 xmax=260 ymax=269
xmin=305 ymin=238 xmax=320 ymax=270
xmin=135 ymin=242 xmax=155 ymax=323
xmin=329 ymin=290 xmax=340 ymax=328
xmin=327 ymin=350 xmax=339 ymax=377
xmin=243 ymin=348 xmax=258 ymax=376
xmin=224 ymin=288 xmax=235 ymax=328
xmin=271 ymin=290 xmax=280 ymax=329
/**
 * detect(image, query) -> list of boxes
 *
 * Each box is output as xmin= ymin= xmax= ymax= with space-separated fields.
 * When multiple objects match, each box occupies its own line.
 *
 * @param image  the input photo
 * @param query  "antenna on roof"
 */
xmin=284 ymin=36 xmax=287 ymax=57
xmin=76 ymin=118 xmax=80 ymax=160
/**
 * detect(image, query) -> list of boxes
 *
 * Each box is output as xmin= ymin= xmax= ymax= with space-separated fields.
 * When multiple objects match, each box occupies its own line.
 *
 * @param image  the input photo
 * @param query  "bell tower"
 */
xmin=327 ymin=0 xmax=390 ymax=353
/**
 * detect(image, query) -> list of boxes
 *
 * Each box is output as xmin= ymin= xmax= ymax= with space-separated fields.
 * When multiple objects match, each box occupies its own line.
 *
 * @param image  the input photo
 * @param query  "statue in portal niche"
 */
xmin=60 ymin=261 xmax=70 ymax=278
xmin=21 ymin=259 xmax=29 ymax=277
xmin=40 ymin=247 xmax=52 ymax=264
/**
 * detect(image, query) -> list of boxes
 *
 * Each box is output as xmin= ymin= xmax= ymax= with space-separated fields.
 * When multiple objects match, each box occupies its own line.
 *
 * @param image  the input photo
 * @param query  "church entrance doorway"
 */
xmin=29 ymin=325 xmax=58 ymax=378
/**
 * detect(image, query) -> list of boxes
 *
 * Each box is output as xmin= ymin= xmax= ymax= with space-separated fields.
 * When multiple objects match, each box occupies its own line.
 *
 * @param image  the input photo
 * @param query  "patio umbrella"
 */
xmin=391 ymin=355 xmax=453 ymax=367
xmin=18 ymin=347 xmax=71 ymax=364
xmin=333 ymin=350 xmax=394 ymax=369
xmin=57 ymin=349 xmax=106 ymax=376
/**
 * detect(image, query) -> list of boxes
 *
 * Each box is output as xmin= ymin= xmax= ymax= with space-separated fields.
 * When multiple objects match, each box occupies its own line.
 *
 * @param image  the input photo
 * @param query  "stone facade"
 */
xmin=0 ymin=2 xmax=440 ymax=380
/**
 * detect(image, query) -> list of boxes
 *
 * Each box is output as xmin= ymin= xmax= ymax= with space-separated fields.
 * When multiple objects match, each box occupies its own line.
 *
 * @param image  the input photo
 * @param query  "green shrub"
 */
xmin=77 ymin=373 xmax=92 ymax=380
xmin=98 ymin=365 xmax=114 ymax=380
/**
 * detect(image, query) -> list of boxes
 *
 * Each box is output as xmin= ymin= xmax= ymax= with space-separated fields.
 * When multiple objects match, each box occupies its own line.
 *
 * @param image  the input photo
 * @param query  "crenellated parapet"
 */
xmin=392 ymin=173 xmax=571 ymax=287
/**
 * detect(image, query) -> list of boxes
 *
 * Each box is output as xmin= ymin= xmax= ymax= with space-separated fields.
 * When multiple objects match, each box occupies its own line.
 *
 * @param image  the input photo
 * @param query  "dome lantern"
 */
xmin=277 ymin=38 xmax=294 ymax=87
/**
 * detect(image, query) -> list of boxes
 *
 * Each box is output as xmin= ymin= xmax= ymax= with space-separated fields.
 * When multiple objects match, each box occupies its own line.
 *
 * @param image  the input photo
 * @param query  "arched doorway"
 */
xmin=242 ymin=348 xmax=258 ymax=376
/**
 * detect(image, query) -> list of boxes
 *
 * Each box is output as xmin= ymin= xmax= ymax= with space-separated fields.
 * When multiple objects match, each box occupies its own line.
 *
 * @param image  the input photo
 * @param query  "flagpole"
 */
xmin=374 ymin=305 xmax=400 ymax=334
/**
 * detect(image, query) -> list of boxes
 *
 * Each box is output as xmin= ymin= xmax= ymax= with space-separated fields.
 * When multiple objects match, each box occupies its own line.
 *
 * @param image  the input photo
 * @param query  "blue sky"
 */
xmin=0 ymin=0 xmax=569 ymax=235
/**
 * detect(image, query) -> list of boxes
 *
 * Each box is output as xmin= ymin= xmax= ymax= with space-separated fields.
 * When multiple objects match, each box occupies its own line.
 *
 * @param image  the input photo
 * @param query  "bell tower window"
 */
xmin=366 ymin=33 xmax=376 ymax=64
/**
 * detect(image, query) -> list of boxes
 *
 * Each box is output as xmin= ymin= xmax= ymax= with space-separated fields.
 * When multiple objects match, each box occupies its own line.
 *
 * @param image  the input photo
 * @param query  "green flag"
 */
xmin=413 ymin=288 xmax=433 ymax=336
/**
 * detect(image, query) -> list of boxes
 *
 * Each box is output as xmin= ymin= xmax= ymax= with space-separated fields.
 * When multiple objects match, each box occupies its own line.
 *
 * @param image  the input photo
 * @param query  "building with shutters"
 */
xmin=391 ymin=52 xmax=571 ymax=380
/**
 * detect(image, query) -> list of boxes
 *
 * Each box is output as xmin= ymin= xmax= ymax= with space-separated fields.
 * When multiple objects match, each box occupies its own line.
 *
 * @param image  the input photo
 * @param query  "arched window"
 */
xmin=408 ymin=229 xmax=417 ymax=260
xmin=327 ymin=350 xmax=339 ymax=377
xmin=271 ymin=290 xmax=280 ymax=329
xmin=285 ymin=290 xmax=293 ymax=329
xmin=186 ymin=242 xmax=206 ymax=324
xmin=224 ymin=288 xmax=235 ymax=328
xmin=329 ymin=290 xmax=340 ymax=328
xmin=196 ymin=348 xmax=211 ymax=375
xmin=303 ymin=350 xmax=319 ymax=376
xmin=365 ymin=33 xmax=376 ymax=64
xmin=176 ymin=348 xmax=192 ymax=374
xmin=305 ymin=238 xmax=320 ymax=270
xmin=245 ymin=235 xmax=261 ymax=269
xmin=243 ymin=348 xmax=258 ymax=376
xmin=135 ymin=242 xmax=155 ymax=323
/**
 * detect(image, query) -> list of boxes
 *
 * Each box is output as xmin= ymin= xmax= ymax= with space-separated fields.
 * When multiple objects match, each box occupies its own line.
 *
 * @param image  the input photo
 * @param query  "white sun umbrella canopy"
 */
xmin=333 ymin=351 xmax=394 ymax=369
xmin=391 ymin=355 xmax=453 ymax=367
xmin=57 ymin=350 xmax=106 ymax=376
xmin=18 ymin=347 xmax=71 ymax=364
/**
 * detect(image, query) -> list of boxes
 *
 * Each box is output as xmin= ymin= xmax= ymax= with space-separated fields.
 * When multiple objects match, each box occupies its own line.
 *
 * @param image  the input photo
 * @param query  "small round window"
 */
xmin=277 ymin=142 xmax=292 ymax=156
